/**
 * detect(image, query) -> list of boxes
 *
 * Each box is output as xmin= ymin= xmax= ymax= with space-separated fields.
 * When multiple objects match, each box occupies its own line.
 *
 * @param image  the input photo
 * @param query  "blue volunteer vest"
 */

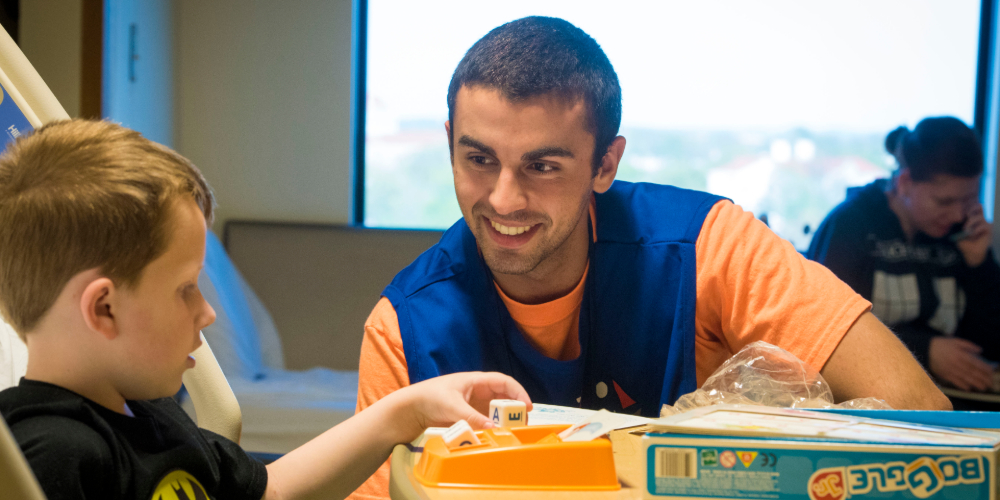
xmin=383 ymin=181 xmax=723 ymax=417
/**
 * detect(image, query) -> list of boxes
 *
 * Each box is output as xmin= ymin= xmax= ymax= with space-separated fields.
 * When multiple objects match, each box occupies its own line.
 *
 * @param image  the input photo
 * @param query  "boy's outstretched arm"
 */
xmin=261 ymin=372 xmax=531 ymax=500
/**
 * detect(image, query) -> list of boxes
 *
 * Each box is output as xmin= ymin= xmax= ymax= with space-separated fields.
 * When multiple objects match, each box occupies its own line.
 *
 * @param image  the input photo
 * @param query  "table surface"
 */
xmin=940 ymin=387 xmax=1000 ymax=404
xmin=389 ymin=426 xmax=650 ymax=500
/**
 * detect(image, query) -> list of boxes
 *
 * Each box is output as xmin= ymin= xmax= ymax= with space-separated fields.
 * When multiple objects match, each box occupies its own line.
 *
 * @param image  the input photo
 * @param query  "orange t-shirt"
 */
xmin=349 ymin=199 xmax=871 ymax=500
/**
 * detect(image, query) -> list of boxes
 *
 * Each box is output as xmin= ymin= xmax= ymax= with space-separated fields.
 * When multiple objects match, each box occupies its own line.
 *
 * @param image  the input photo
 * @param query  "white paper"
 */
xmin=527 ymin=403 xmax=652 ymax=429
xmin=558 ymin=410 xmax=622 ymax=442
xmin=652 ymin=406 xmax=1000 ymax=447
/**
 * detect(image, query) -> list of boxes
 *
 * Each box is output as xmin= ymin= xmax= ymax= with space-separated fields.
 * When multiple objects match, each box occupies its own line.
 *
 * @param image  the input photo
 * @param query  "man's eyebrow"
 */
xmin=522 ymin=147 xmax=574 ymax=162
xmin=457 ymin=136 xmax=496 ymax=157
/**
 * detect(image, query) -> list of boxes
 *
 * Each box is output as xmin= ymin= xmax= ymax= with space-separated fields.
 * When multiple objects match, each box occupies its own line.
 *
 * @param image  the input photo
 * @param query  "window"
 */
xmin=360 ymin=1 xmax=985 ymax=249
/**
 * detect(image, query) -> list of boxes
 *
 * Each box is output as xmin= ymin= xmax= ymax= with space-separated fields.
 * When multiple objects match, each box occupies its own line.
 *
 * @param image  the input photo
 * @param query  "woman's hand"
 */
xmin=928 ymin=336 xmax=995 ymax=391
xmin=955 ymin=204 xmax=992 ymax=267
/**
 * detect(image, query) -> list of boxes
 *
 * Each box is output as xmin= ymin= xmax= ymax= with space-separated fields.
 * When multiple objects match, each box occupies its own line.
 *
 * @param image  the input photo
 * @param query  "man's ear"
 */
xmin=80 ymin=277 xmax=118 ymax=340
xmin=593 ymin=136 xmax=626 ymax=194
xmin=445 ymin=120 xmax=454 ymax=160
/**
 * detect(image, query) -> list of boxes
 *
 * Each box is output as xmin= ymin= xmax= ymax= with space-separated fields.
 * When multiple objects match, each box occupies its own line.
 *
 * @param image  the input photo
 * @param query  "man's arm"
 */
xmin=346 ymin=297 xmax=410 ymax=500
xmin=694 ymin=201 xmax=949 ymax=408
xmin=820 ymin=311 xmax=951 ymax=410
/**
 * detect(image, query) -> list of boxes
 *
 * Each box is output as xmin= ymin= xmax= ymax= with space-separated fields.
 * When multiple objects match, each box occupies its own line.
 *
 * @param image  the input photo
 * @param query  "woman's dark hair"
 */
xmin=885 ymin=116 xmax=983 ymax=182
xmin=446 ymin=16 xmax=621 ymax=174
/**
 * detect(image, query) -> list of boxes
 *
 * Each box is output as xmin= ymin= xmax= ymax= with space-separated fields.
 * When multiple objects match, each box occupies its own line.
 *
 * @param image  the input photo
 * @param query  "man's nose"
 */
xmin=488 ymin=167 xmax=528 ymax=215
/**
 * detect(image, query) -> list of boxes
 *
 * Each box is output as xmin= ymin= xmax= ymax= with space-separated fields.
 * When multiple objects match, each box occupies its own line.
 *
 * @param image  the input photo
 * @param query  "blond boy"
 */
xmin=0 ymin=120 xmax=530 ymax=500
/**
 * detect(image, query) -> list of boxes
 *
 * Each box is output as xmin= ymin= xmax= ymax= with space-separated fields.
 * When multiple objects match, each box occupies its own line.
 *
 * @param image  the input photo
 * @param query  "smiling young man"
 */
xmin=350 ymin=16 xmax=950 ymax=500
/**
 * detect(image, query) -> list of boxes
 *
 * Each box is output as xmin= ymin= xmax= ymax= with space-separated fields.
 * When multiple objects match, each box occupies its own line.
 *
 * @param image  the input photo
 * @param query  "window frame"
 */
xmin=351 ymin=0 xmax=1000 ymax=227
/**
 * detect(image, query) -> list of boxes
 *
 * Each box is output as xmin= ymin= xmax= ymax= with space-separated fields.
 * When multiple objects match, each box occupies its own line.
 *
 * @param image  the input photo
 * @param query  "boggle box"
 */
xmin=642 ymin=405 xmax=1000 ymax=500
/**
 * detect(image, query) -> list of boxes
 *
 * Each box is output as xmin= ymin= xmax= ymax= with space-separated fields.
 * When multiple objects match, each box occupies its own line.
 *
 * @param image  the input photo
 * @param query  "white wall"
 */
xmin=174 ymin=0 xmax=354 ymax=231
xmin=20 ymin=0 xmax=83 ymax=118
xmin=104 ymin=0 xmax=174 ymax=147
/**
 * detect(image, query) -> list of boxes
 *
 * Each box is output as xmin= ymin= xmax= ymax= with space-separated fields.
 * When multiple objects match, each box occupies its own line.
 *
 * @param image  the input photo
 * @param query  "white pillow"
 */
xmin=200 ymin=231 xmax=285 ymax=380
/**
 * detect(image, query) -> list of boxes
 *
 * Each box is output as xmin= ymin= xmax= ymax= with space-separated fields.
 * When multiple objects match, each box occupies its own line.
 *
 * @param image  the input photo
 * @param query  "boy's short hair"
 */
xmin=0 ymin=119 xmax=214 ymax=339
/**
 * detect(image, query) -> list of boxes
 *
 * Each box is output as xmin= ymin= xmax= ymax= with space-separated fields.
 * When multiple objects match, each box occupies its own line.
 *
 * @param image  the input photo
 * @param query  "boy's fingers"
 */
xmin=480 ymin=372 xmax=533 ymax=411
xmin=464 ymin=410 xmax=493 ymax=430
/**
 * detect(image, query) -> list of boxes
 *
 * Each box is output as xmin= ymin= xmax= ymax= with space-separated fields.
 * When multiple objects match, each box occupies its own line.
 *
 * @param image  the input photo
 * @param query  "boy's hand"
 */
xmin=264 ymin=372 xmax=529 ymax=500
xmin=396 ymin=372 xmax=532 ymax=441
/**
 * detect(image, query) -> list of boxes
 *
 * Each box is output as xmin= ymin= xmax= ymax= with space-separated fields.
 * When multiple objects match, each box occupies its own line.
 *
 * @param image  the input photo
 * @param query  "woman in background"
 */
xmin=807 ymin=116 xmax=1000 ymax=394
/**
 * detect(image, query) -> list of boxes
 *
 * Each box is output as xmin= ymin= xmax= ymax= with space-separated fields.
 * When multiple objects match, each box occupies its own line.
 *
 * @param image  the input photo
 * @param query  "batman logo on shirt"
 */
xmin=151 ymin=470 xmax=209 ymax=500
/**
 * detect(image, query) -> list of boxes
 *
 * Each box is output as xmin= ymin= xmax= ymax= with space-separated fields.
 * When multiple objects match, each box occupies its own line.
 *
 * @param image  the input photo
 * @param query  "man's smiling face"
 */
xmin=448 ymin=85 xmax=615 ymax=278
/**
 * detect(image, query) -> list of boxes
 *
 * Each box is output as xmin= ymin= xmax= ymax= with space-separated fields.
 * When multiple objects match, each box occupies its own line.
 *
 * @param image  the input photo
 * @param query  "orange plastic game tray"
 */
xmin=413 ymin=424 xmax=620 ymax=491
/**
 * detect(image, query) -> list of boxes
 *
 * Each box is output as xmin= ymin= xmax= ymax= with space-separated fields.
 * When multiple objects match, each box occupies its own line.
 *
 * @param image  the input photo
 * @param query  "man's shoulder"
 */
xmin=597 ymin=181 xmax=725 ymax=243
xmin=604 ymin=181 xmax=725 ymax=208
xmin=386 ymin=219 xmax=476 ymax=297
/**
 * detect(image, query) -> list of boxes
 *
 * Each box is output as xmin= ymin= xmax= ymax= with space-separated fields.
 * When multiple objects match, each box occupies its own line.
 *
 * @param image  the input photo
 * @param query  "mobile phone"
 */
xmin=948 ymin=220 xmax=971 ymax=242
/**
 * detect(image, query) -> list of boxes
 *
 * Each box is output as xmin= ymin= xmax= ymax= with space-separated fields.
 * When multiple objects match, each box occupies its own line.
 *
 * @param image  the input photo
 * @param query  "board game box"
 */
xmin=643 ymin=405 xmax=1000 ymax=500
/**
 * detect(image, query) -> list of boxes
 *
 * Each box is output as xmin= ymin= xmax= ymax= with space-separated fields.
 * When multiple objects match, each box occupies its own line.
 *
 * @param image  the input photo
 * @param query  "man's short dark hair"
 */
xmin=447 ymin=16 xmax=622 ymax=173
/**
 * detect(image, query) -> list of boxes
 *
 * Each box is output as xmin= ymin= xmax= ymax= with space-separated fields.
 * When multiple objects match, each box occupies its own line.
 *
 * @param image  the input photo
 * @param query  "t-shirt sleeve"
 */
xmin=10 ymin=416 xmax=115 ymax=500
xmin=693 ymin=200 xmax=872 ymax=385
xmin=198 ymin=428 xmax=269 ymax=500
xmin=348 ymin=297 xmax=409 ymax=500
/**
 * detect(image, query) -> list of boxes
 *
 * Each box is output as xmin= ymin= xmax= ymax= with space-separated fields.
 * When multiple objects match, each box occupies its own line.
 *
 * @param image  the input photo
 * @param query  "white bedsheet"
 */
xmin=183 ymin=367 xmax=358 ymax=454
xmin=0 ymin=320 xmax=26 ymax=390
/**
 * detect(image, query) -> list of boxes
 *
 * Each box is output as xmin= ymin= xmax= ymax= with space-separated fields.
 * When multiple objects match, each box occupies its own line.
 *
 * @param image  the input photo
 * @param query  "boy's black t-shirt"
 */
xmin=807 ymin=179 xmax=1000 ymax=366
xmin=0 ymin=378 xmax=268 ymax=500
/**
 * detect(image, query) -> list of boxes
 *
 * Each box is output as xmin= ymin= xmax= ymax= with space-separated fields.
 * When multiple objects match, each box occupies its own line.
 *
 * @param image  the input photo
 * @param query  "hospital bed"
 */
xmin=181 ymin=231 xmax=358 ymax=453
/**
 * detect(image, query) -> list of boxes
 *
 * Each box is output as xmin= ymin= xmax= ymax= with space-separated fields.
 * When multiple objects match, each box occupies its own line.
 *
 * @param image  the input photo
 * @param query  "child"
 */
xmin=0 ymin=119 xmax=531 ymax=500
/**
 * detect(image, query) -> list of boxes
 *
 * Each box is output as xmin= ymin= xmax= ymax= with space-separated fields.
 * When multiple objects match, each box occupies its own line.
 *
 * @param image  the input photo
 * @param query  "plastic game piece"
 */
xmin=412 ymin=427 xmax=448 ymax=447
xmin=442 ymin=420 xmax=481 ymax=450
xmin=489 ymin=399 xmax=527 ymax=427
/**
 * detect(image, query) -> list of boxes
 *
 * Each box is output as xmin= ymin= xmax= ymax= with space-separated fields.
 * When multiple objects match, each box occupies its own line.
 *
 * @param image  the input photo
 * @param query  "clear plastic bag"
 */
xmin=660 ymin=341 xmax=890 ymax=417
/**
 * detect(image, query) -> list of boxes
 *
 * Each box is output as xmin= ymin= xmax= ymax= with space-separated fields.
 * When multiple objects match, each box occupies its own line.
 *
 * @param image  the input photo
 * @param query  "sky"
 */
xmin=367 ymin=0 xmax=980 ymax=133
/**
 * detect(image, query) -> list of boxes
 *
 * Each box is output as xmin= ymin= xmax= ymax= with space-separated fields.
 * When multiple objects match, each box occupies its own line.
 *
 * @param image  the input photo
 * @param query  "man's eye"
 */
xmin=470 ymin=155 xmax=490 ymax=165
xmin=530 ymin=162 xmax=553 ymax=173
